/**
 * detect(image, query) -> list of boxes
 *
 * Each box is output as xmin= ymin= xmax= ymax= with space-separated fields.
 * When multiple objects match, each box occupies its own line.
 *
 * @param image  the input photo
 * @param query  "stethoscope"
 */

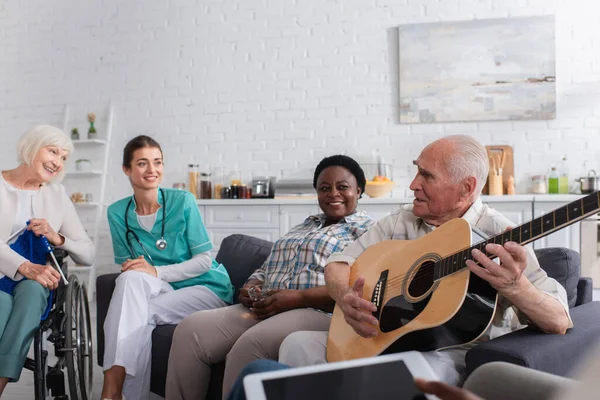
xmin=125 ymin=188 xmax=167 ymax=264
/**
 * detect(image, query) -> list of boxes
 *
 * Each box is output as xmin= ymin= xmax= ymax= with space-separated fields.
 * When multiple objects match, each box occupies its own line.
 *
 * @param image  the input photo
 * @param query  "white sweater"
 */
xmin=0 ymin=174 xmax=95 ymax=279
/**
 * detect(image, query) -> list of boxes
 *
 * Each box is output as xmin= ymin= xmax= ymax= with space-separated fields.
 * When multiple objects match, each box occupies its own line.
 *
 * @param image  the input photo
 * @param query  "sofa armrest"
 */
xmin=96 ymin=273 xmax=120 ymax=367
xmin=576 ymin=277 xmax=593 ymax=306
xmin=465 ymin=301 xmax=600 ymax=377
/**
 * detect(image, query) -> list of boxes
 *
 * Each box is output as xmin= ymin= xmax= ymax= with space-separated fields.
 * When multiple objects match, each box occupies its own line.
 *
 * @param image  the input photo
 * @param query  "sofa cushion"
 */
xmin=215 ymin=234 xmax=273 ymax=303
xmin=150 ymin=324 xmax=177 ymax=397
xmin=533 ymin=248 xmax=580 ymax=308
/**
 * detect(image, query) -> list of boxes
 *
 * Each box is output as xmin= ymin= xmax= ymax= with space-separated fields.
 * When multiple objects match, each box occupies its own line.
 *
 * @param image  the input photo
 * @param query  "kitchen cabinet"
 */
xmin=533 ymin=201 xmax=581 ymax=252
xmin=198 ymin=205 xmax=206 ymax=223
xmin=204 ymin=205 xmax=279 ymax=228
xmin=279 ymin=205 xmax=320 ymax=236
xmin=197 ymin=195 xmax=583 ymax=255
xmin=360 ymin=204 xmax=402 ymax=221
xmin=484 ymin=201 xmax=533 ymax=226
xmin=203 ymin=204 xmax=280 ymax=255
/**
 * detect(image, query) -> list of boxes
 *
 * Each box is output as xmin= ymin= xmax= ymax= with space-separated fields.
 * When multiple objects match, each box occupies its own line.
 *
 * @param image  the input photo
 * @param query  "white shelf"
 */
xmin=72 ymin=139 xmax=107 ymax=145
xmin=65 ymin=171 xmax=103 ymax=177
xmin=62 ymin=103 xmax=114 ymax=301
xmin=73 ymin=202 xmax=101 ymax=208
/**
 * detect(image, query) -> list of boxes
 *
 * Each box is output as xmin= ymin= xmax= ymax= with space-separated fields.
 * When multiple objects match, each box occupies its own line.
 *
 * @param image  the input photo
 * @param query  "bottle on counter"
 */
xmin=548 ymin=167 xmax=559 ymax=194
xmin=559 ymin=156 xmax=569 ymax=194
xmin=188 ymin=164 xmax=199 ymax=199
xmin=199 ymin=172 xmax=212 ymax=199
xmin=230 ymin=170 xmax=242 ymax=187
xmin=212 ymin=165 xmax=226 ymax=199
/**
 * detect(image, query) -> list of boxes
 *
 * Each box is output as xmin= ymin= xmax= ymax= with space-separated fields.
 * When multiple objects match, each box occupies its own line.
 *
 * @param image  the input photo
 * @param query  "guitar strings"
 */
xmin=370 ymin=216 xmax=551 ymax=297
xmin=367 ymin=196 xmax=599 ymax=301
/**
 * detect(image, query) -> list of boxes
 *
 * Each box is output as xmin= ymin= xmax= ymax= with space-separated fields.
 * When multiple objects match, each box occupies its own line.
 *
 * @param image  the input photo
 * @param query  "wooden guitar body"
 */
xmin=327 ymin=218 xmax=498 ymax=362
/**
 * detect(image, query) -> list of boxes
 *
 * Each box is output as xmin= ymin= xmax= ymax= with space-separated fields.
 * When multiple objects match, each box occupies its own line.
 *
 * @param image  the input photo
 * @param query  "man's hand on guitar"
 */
xmin=339 ymin=277 xmax=379 ymax=338
xmin=467 ymin=241 xmax=528 ymax=296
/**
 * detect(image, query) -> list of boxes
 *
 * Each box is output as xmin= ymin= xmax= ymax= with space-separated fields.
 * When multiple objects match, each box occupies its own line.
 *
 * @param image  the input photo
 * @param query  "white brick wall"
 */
xmin=1 ymin=0 xmax=600 ymax=276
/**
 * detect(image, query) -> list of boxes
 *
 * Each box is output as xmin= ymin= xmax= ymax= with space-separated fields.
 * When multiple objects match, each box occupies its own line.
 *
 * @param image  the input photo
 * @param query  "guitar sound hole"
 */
xmin=407 ymin=261 xmax=435 ymax=298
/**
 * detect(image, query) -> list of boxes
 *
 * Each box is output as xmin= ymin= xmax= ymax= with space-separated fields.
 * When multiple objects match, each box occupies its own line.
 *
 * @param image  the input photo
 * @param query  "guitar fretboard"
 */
xmin=433 ymin=192 xmax=600 ymax=280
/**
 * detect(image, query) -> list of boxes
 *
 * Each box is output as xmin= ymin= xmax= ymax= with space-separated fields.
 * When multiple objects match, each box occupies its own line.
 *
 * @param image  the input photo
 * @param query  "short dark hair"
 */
xmin=122 ymin=135 xmax=163 ymax=168
xmin=313 ymin=155 xmax=366 ymax=197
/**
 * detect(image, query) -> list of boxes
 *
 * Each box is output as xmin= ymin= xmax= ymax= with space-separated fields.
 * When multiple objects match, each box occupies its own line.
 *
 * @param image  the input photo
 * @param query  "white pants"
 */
xmin=103 ymin=271 xmax=227 ymax=400
xmin=280 ymin=330 xmax=468 ymax=386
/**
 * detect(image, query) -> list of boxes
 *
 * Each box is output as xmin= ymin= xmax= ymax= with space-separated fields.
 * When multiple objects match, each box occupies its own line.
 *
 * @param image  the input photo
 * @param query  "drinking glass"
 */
xmin=248 ymin=284 xmax=272 ymax=302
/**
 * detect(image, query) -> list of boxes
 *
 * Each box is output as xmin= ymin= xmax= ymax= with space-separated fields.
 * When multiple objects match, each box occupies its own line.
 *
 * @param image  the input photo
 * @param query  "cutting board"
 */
xmin=482 ymin=145 xmax=514 ymax=195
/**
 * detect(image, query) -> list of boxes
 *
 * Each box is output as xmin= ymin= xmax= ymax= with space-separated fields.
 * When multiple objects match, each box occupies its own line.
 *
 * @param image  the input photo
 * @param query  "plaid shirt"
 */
xmin=248 ymin=211 xmax=376 ymax=290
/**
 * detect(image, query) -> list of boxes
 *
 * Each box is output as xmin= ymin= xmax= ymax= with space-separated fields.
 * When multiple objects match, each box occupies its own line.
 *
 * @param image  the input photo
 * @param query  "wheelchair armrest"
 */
xmin=96 ymin=273 xmax=120 ymax=367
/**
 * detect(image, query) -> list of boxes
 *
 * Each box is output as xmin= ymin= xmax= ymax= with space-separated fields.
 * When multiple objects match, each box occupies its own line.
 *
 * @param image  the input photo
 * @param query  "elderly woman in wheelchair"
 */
xmin=0 ymin=125 xmax=95 ymax=398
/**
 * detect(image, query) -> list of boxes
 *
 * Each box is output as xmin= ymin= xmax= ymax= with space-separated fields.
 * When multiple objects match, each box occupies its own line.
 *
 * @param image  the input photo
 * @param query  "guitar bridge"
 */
xmin=371 ymin=270 xmax=388 ymax=319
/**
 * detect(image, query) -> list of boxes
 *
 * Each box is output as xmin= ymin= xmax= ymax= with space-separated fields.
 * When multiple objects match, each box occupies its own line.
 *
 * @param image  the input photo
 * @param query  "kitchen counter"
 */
xmin=197 ymin=194 xmax=585 ymax=206
xmin=196 ymin=194 xmax=585 ymax=257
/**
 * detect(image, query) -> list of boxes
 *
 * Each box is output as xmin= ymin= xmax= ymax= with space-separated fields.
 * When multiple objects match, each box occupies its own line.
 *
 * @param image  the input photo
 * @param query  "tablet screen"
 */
xmin=261 ymin=359 xmax=426 ymax=400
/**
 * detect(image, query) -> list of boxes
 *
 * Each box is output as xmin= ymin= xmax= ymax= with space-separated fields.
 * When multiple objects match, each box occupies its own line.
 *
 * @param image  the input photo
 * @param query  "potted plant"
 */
xmin=71 ymin=128 xmax=80 ymax=140
xmin=87 ymin=112 xmax=97 ymax=139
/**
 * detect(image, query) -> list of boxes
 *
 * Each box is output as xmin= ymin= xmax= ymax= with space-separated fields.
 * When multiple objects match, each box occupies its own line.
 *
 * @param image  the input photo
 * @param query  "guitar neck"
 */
xmin=434 ymin=192 xmax=600 ymax=280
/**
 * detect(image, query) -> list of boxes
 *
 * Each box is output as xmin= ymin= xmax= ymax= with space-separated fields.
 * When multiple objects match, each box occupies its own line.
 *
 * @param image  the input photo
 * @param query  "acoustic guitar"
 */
xmin=327 ymin=192 xmax=600 ymax=362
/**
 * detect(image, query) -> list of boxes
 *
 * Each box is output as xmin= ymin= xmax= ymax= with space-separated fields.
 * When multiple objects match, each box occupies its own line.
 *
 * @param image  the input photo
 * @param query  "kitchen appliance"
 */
xmin=251 ymin=176 xmax=276 ymax=198
xmin=275 ymin=179 xmax=314 ymax=196
xmin=580 ymin=212 xmax=600 ymax=288
xmin=576 ymin=170 xmax=600 ymax=194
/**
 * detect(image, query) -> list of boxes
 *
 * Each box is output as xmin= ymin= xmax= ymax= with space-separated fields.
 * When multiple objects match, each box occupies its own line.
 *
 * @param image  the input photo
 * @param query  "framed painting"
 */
xmin=399 ymin=16 xmax=556 ymax=123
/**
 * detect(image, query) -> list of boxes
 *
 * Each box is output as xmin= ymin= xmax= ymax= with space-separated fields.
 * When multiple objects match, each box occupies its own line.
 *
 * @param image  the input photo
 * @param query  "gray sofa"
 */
xmin=97 ymin=234 xmax=273 ymax=399
xmin=96 ymin=234 xmax=600 ymax=399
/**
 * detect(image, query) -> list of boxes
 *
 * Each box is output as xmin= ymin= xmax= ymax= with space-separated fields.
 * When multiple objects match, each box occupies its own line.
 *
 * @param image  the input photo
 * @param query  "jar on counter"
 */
xmin=188 ymin=164 xmax=199 ymax=199
xmin=231 ymin=184 xmax=239 ymax=199
xmin=221 ymin=186 xmax=232 ymax=199
xmin=238 ymin=184 xmax=248 ymax=199
xmin=531 ymin=175 xmax=547 ymax=194
xmin=230 ymin=170 xmax=242 ymax=187
xmin=199 ymin=172 xmax=212 ymax=199
xmin=212 ymin=166 xmax=226 ymax=199
xmin=173 ymin=182 xmax=186 ymax=190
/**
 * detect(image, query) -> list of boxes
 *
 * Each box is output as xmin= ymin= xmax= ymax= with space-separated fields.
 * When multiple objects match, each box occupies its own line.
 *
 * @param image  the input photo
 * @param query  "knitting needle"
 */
xmin=6 ymin=226 xmax=27 ymax=243
xmin=40 ymin=235 xmax=69 ymax=285
xmin=48 ymin=251 xmax=69 ymax=285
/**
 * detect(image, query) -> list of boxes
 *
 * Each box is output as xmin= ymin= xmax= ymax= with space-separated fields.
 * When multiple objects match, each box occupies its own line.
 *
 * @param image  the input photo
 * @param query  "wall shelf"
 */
xmin=62 ymin=103 xmax=114 ymax=300
xmin=73 ymin=202 xmax=101 ymax=208
xmin=72 ymin=139 xmax=107 ymax=145
xmin=65 ymin=171 xmax=104 ymax=178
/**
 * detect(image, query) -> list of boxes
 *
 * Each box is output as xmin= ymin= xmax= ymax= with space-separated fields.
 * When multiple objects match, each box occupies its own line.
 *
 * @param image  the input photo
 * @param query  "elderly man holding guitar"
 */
xmin=278 ymin=134 xmax=574 ymax=385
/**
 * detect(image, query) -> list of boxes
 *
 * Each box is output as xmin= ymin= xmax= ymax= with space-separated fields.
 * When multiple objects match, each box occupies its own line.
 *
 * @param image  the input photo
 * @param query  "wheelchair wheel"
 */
xmin=65 ymin=276 xmax=94 ymax=400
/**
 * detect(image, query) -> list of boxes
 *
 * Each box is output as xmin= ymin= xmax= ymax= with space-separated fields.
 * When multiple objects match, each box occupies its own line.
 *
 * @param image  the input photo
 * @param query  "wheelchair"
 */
xmin=21 ymin=249 xmax=94 ymax=400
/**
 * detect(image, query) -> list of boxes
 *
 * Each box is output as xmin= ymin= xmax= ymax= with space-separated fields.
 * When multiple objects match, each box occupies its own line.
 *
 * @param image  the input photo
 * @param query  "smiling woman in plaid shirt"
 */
xmin=166 ymin=155 xmax=377 ymax=400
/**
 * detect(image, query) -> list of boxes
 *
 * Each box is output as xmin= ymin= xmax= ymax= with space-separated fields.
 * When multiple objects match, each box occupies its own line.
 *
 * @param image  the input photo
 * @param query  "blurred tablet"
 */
xmin=244 ymin=351 xmax=439 ymax=400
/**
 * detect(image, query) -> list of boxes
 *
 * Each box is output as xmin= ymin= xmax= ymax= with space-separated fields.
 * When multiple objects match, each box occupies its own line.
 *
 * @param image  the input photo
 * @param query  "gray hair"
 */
xmin=17 ymin=125 xmax=75 ymax=182
xmin=443 ymin=135 xmax=489 ymax=198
